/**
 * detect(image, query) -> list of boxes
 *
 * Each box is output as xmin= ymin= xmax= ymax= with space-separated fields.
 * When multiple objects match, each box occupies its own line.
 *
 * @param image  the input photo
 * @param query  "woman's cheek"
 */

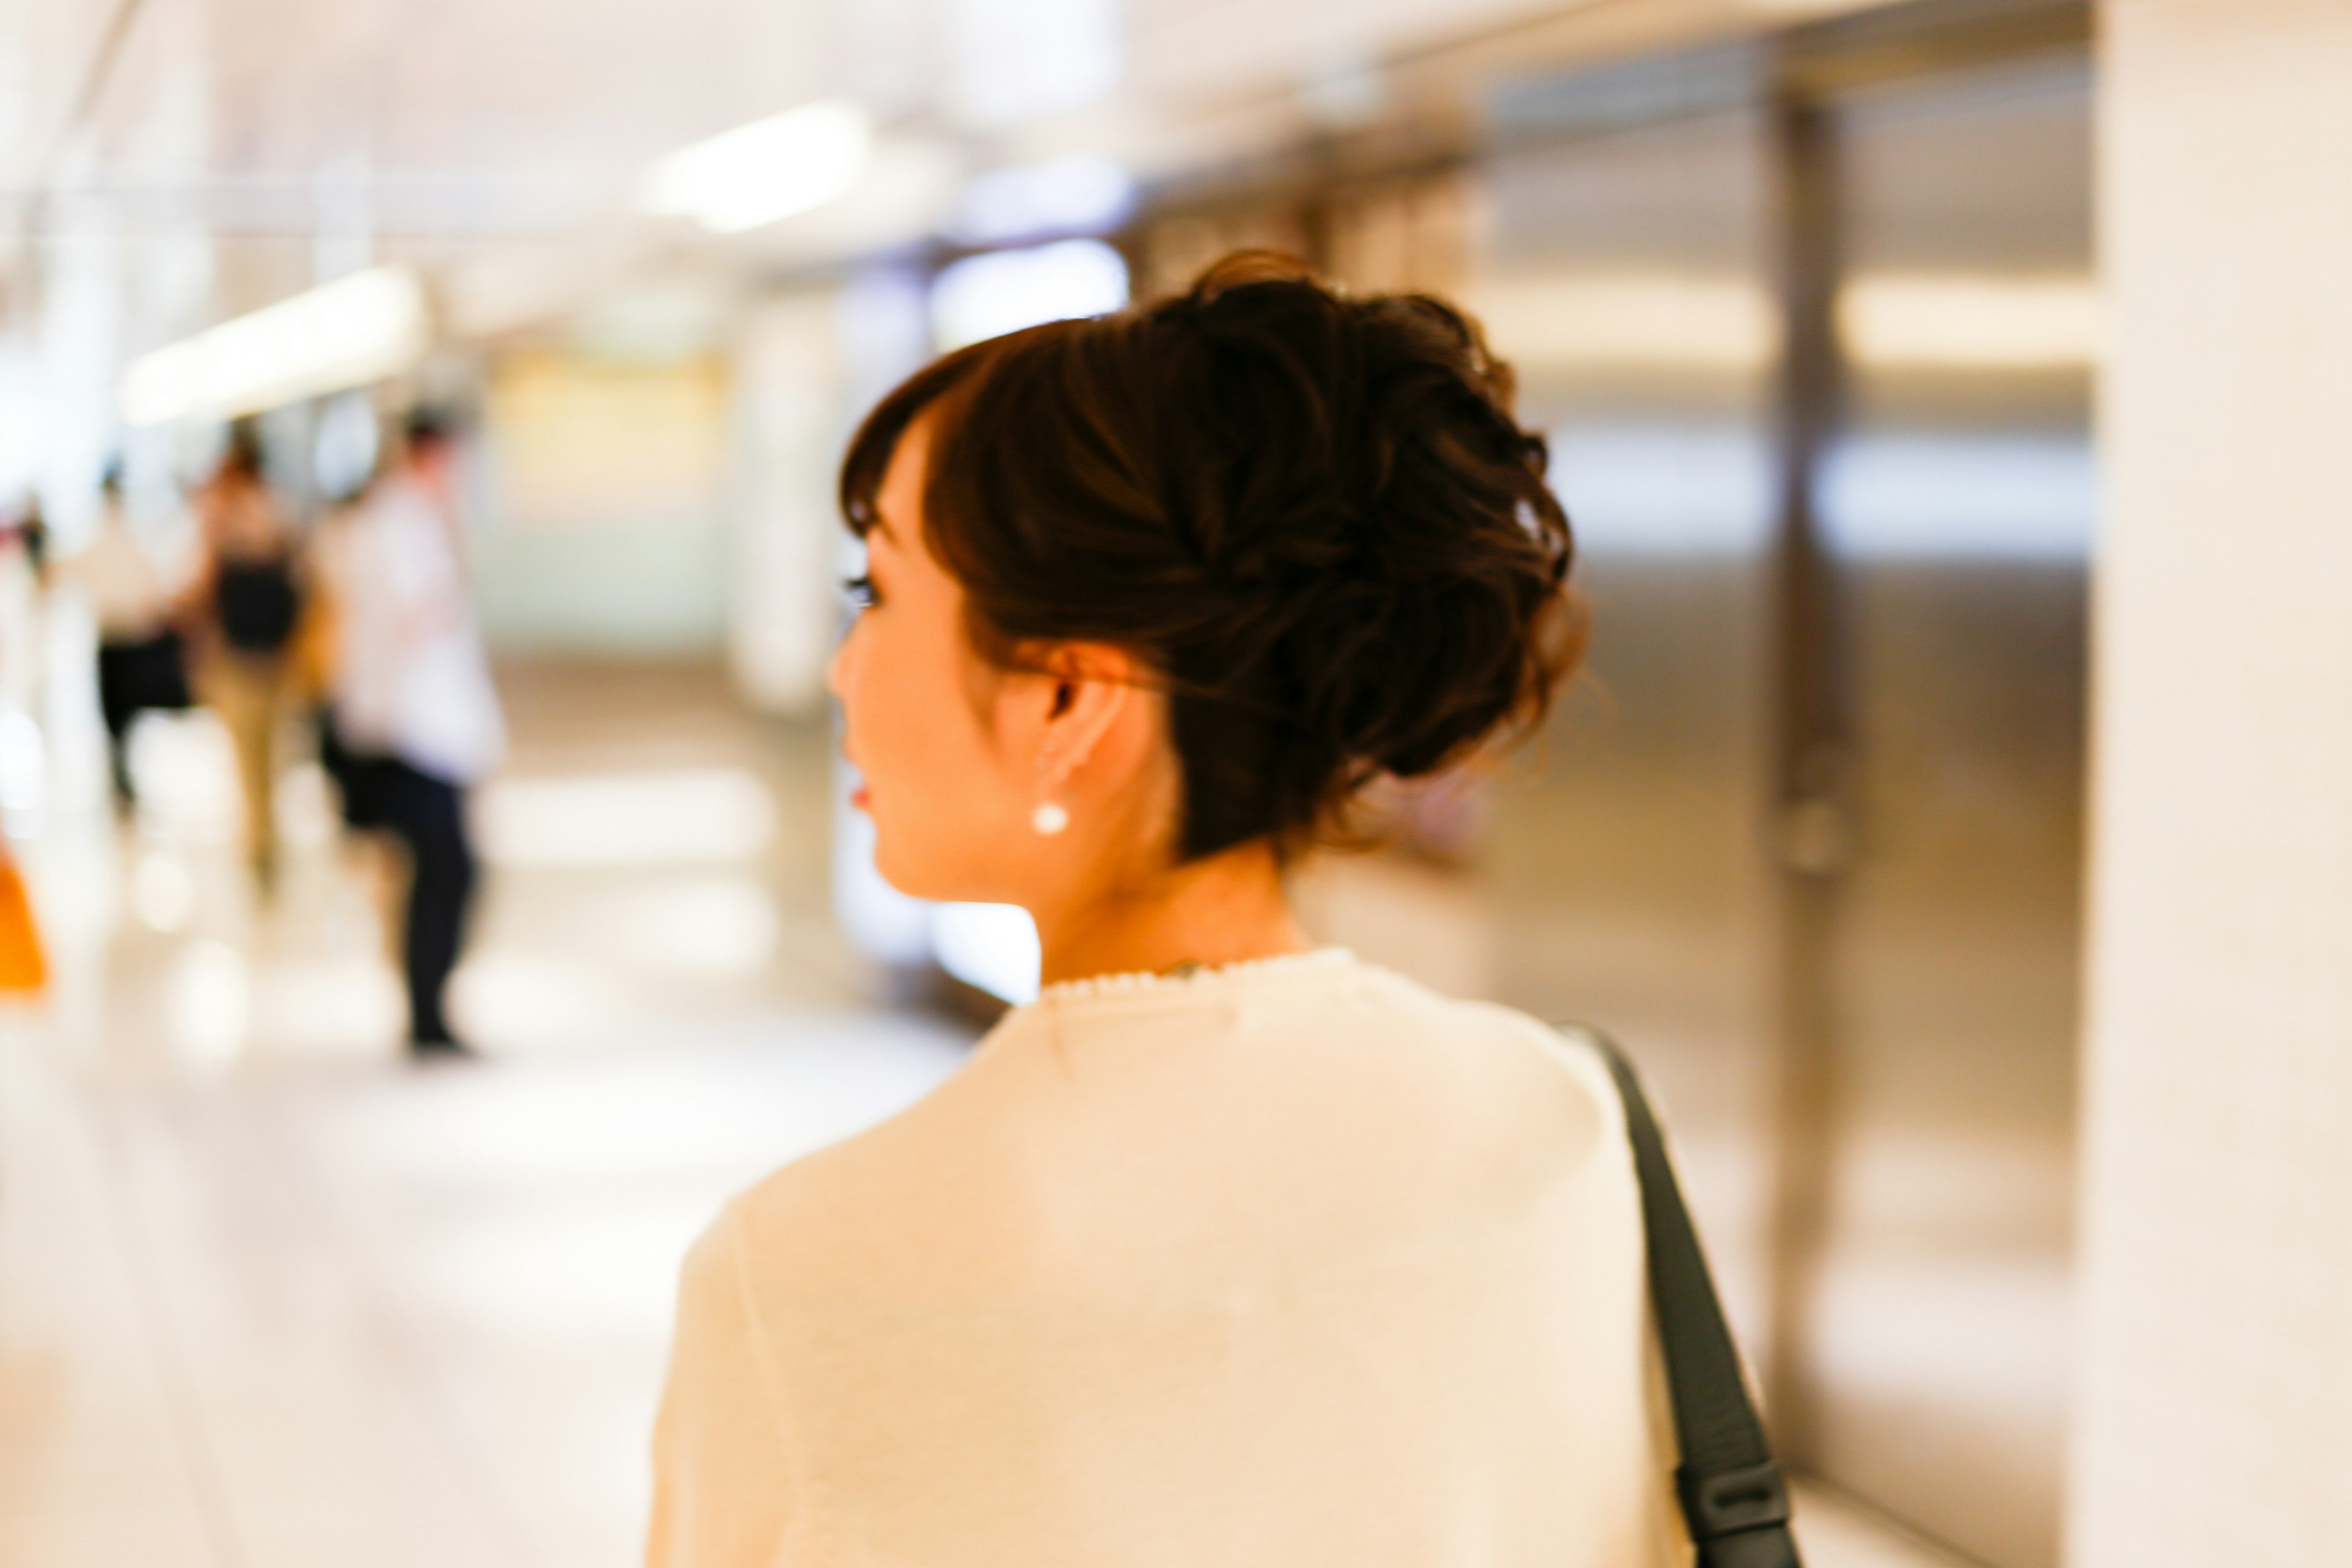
xmin=867 ymin=632 xmax=938 ymax=797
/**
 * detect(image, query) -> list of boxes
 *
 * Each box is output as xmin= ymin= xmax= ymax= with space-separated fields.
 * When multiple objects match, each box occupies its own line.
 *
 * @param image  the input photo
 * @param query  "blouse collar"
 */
xmin=1031 ymin=947 xmax=1357 ymax=1006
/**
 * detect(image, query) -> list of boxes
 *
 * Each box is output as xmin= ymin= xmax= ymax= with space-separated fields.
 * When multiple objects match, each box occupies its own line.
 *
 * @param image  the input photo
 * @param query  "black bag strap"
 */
xmin=1558 ymin=1025 xmax=1801 ymax=1568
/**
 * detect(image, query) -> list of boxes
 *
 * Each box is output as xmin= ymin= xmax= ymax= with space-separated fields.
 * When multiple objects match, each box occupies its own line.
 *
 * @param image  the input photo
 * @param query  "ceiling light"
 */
xmin=119 ymin=266 xmax=430 ymax=426
xmin=1466 ymin=271 xmax=2101 ymax=374
xmin=643 ymin=100 xmax=872 ymax=235
xmin=1466 ymin=274 xmax=1782 ymax=372
xmin=1841 ymin=274 xmax=2102 ymax=369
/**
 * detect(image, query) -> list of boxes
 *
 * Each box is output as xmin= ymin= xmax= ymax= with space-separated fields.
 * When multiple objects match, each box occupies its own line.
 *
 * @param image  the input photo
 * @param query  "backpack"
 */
xmin=214 ymin=557 xmax=301 ymax=654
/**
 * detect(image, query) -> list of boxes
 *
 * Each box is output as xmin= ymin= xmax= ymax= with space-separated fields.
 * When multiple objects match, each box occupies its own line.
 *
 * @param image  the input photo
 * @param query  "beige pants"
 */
xmin=202 ymin=654 xmax=287 ymax=887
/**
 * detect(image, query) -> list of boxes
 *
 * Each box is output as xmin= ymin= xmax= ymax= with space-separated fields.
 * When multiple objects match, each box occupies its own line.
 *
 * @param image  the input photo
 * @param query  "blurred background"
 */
xmin=0 ymin=1 xmax=2338 ymax=1566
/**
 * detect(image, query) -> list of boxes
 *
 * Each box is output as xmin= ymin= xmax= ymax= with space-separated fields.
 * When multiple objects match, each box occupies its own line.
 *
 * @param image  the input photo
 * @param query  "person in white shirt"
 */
xmin=647 ymin=255 xmax=1689 ymax=1568
xmin=317 ymin=410 xmax=503 ymax=1057
xmin=62 ymin=471 xmax=189 ymax=810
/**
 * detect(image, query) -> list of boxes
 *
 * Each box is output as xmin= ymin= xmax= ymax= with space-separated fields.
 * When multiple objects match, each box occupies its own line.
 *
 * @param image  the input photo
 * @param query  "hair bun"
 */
xmin=839 ymin=253 xmax=1585 ymax=860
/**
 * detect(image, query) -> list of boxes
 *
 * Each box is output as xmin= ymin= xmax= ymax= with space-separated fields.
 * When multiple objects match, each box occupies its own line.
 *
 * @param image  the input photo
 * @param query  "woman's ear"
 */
xmin=1035 ymin=641 xmax=1141 ymax=785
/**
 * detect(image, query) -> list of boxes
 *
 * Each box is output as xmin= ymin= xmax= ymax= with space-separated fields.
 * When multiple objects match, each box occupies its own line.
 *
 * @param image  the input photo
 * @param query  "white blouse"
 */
xmin=647 ymin=950 xmax=1690 ymax=1568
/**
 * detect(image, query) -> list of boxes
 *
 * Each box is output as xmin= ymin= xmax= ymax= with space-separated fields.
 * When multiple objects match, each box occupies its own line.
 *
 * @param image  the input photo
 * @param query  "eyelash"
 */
xmin=842 ymin=574 xmax=878 ymax=609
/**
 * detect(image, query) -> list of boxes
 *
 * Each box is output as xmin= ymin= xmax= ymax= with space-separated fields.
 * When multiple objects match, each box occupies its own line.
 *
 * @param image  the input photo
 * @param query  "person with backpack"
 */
xmin=184 ymin=428 xmax=303 ymax=891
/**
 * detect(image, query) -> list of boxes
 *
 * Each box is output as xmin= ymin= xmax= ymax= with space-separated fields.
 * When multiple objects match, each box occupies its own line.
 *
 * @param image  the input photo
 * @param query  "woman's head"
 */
xmin=200 ymin=424 xmax=278 ymax=548
xmin=216 ymin=424 xmax=266 ymax=488
xmin=828 ymin=253 xmax=1582 ymax=910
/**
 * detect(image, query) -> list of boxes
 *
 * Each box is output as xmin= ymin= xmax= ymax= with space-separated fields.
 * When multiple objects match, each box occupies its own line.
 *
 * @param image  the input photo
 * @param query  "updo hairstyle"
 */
xmin=839 ymin=252 xmax=1585 ymax=862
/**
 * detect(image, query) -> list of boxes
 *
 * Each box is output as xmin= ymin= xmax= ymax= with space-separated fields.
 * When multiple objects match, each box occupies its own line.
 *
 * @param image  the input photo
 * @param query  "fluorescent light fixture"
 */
xmin=1467 ymin=271 xmax=2100 ymax=374
xmin=930 ymin=238 xmax=1129 ymax=352
xmin=119 ymin=266 xmax=430 ymax=426
xmin=643 ymin=100 xmax=872 ymax=234
xmin=1466 ymin=274 xmax=1782 ymax=373
xmin=1841 ymin=274 xmax=2102 ymax=369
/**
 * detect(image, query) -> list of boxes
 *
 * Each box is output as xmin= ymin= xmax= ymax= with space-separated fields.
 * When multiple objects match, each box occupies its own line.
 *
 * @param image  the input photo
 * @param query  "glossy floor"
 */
xmin=0 ymin=657 xmax=1947 ymax=1568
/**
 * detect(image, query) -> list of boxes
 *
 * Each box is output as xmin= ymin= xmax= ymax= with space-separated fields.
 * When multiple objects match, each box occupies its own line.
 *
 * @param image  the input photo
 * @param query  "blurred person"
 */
xmin=315 ymin=410 xmax=502 ymax=1058
xmin=63 ymin=469 xmax=192 ymax=809
xmin=13 ymin=496 xmax=49 ymax=582
xmin=183 ymin=429 xmax=304 ymax=888
xmin=0 ymin=504 xmax=47 ymax=748
xmin=647 ymin=258 xmax=1687 ymax=1568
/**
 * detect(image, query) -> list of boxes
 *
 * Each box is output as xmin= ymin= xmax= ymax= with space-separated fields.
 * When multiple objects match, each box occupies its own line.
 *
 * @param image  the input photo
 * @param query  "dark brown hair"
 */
xmin=840 ymin=252 xmax=1585 ymax=862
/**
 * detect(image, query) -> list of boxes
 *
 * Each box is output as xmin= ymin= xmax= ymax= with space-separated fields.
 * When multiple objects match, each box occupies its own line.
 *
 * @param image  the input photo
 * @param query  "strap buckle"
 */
xmin=1678 ymin=1460 xmax=1791 ymax=1539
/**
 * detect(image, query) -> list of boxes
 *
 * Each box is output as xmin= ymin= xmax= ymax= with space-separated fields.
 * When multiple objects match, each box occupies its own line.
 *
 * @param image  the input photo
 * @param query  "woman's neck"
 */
xmin=1033 ymin=839 xmax=1312 ymax=989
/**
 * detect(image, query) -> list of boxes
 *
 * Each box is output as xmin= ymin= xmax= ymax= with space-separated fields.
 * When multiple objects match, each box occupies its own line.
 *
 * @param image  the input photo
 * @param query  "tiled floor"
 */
xmin=0 ymin=995 xmax=970 ymax=1568
xmin=2 ymin=656 xmax=973 ymax=1568
xmin=0 ymin=654 xmax=1954 ymax=1568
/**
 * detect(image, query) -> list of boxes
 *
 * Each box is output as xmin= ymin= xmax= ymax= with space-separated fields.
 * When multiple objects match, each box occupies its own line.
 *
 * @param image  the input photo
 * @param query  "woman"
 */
xmin=649 ymin=256 xmax=1688 ymax=1568
xmin=185 ymin=432 xmax=303 ymax=891
xmin=73 ymin=469 xmax=192 ymax=811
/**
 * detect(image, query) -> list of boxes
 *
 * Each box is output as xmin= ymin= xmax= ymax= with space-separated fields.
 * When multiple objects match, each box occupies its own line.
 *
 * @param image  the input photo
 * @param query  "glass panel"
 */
xmin=1471 ymin=111 xmax=1787 ymax=1359
xmin=1799 ymin=58 xmax=2092 ymax=1568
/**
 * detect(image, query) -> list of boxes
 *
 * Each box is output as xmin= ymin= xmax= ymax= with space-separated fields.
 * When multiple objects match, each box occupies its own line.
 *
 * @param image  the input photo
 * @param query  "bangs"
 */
xmin=839 ymin=345 xmax=986 ymax=541
xmin=837 ymin=320 xmax=1082 ymax=543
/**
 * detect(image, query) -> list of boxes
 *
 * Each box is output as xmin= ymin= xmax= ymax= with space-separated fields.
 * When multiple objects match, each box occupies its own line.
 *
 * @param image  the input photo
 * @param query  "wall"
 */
xmin=2073 ymin=3 xmax=2352 ymax=1562
xmin=472 ymin=349 xmax=731 ymax=656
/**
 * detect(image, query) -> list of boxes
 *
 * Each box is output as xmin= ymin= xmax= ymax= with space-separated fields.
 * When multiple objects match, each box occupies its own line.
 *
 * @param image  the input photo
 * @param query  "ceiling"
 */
xmin=0 ymin=0 xmax=1901 ymax=336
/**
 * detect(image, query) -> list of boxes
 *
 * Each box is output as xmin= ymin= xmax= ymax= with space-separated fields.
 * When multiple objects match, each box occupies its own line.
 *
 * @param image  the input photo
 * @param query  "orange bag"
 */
xmin=0 ymin=849 xmax=47 ymax=994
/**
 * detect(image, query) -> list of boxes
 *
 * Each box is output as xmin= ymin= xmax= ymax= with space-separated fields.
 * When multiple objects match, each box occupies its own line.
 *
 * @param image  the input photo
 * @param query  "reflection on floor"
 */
xmin=1 ymin=655 xmax=1952 ymax=1568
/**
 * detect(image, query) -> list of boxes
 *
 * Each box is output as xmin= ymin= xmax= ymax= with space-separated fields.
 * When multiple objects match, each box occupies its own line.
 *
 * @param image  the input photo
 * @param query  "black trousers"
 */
xmin=321 ymin=715 xmax=477 ymax=1046
xmin=95 ymin=631 xmax=192 ymax=807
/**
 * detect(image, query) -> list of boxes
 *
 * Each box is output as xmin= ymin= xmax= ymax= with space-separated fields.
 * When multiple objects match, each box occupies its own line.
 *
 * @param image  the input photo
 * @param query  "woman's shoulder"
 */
xmin=703 ymin=962 xmax=1630 ymax=1294
xmin=707 ymin=1049 xmax=1036 ymax=1299
xmin=1186 ymin=960 xmax=1635 ymax=1248
xmin=1444 ymin=989 xmax=1624 ymax=1101
xmin=718 ymin=1102 xmax=939 ymax=1255
xmin=1340 ymin=957 xmax=1611 ymax=1065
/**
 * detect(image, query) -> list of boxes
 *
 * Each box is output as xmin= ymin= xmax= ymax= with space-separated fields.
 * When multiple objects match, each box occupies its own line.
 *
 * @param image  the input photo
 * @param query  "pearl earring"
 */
xmin=1033 ymin=741 xmax=1068 ymax=835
